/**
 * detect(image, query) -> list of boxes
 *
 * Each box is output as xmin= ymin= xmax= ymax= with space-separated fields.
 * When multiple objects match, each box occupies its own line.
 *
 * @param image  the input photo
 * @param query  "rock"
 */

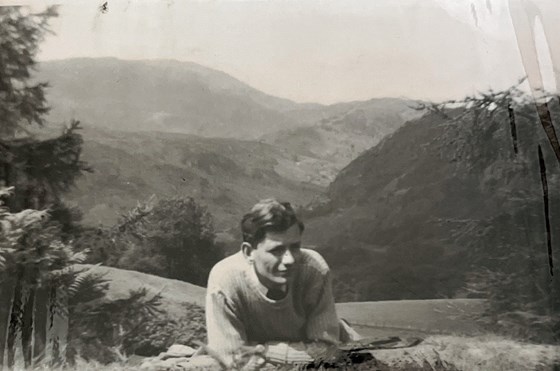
xmin=128 ymin=354 xmax=149 ymax=366
xmin=176 ymin=355 xmax=222 ymax=370
xmin=140 ymin=357 xmax=192 ymax=370
xmin=159 ymin=344 xmax=197 ymax=359
xmin=140 ymin=344 xmax=205 ymax=370
xmin=139 ymin=358 xmax=159 ymax=370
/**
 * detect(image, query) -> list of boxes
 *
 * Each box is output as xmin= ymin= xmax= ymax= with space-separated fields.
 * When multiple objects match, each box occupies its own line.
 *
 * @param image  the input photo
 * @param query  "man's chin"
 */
xmin=272 ymin=277 xmax=287 ymax=284
xmin=274 ymin=274 xmax=293 ymax=284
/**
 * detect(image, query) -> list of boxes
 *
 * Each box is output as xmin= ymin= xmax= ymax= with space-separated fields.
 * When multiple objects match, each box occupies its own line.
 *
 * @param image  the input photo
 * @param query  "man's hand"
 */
xmin=194 ymin=342 xmax=266 ymax=370
xmin=232 ymin=344 xmax=267 ymax=370
xmin=263 ymin=342 xmax=314 ymax=365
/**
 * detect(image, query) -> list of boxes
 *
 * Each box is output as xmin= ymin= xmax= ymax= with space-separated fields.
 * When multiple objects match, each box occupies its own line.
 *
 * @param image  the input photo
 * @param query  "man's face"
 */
xmin=250 ymin=224 xmax=302 ymax=289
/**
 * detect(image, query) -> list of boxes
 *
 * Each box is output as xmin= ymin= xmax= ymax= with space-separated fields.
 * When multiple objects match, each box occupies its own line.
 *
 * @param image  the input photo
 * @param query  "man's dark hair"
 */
xmin=241 ymin=199 xmax=304 ymax=246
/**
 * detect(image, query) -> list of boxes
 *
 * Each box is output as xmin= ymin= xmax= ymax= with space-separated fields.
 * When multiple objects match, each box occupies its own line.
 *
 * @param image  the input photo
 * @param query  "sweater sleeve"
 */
xmin=304 ymin=268 xmax=340 ymax=345
xmin=205 ymin=286 xmax=247 ymax=362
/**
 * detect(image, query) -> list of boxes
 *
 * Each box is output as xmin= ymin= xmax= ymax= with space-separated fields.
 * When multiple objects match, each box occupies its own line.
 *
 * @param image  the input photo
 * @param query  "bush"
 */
xmin=126 ymin=302 xmax=206 ymax=356
xmin=464 ymin=206 xmax=560 ymax=343
xmin=68 ymin=288 xmax=164 ymax=364
xmin=466 ymin=263 xmax=560 ymax=343
xmin=68 ymin=284 xmax=207 ymax=363
xmin=86 ymin=196 xmax=224 ymax=287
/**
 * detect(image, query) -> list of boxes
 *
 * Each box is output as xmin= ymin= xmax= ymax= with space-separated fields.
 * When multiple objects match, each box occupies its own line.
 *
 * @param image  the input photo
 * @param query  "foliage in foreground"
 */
xmin=125 ymin=301 xmax=206 ymax=357
xmin=27 ymin=334 xmax=560 ymax=371
xmin=1 ymin=5 xmax=93 ymax=369
xmin=68 ymin=282 xmax=206 ymax=364
xmin=0 ymin=187 xmax=92 ymax=368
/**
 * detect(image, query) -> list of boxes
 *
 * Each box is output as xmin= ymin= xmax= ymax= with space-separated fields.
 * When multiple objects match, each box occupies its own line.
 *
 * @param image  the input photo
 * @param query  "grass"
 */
xmin=13 ymin=334 xmax=556 ymax=371
xmin=75 ymin=264 xmax=207 ymax=310
xmin=367 ymin=334 xmax=559 ymax=371
xmin=29 ymin=267 xmax=553 ymax=370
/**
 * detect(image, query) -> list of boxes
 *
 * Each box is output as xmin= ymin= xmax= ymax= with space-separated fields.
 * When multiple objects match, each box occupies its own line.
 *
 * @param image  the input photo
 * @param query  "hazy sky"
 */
xmin=15 ymin=0 xmax=560 ymax=104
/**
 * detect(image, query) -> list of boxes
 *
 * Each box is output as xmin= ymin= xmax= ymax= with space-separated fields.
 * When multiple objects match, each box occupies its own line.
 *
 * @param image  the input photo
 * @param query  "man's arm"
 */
xmin=206 ymin=289 xmax=272 ymax=370
xmin=304 ymin=265 xmax=341 ymax=344
xmin=205 ymin=278 xmax=248 ymax=362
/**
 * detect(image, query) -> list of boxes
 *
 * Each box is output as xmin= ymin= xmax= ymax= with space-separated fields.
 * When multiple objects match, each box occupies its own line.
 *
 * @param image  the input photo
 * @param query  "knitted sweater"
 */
xmin=205 ymin=248 xmax=340 ymax=359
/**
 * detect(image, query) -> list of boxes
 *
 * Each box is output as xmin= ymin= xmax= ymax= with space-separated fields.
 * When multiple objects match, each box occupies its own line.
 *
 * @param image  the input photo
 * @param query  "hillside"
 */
xmin=36 ymin=58 xmax=423 ymax=187
xmin=38 ymin=58 xmax=419 ymax=140
xmin=45 ymin=265 xmax=560 ymax=371
xmin=302 ymin=100 xmax=560 ymax=302
xmin=37 ymin=58 xmax=305 ymax=139
xmin=75 ymin=265 xmax=560 ymax=371
xmin=78 ymin=264 xmax=484 ymax=336
xmin=34 ymin=58 xmax=424 ymax=191
xmin=263 ymin=98 xmax=424 ymax=184
xmin=38 ymin=58 xmax=392 ymax=141
xmin=62 ymin=126 xmax=321 ymax=239
xmin=76 ymin=264 xmax=206 ymax=314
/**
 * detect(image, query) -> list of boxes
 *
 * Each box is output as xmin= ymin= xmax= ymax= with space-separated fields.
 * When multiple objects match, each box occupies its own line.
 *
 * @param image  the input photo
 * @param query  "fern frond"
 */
xmin=70 ymin=250 xmax=88 ymax=264
xmin=0 ymin=187 xmax=14 ymax=199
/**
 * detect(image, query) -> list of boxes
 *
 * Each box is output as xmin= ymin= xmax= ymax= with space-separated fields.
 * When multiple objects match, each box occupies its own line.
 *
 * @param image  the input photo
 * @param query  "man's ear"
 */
xmin=241 ymin=242 xmax=254 ymax=262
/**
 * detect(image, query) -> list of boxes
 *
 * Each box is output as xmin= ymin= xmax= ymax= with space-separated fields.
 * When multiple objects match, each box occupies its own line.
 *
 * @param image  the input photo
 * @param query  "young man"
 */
xmin=205 ymin=199 xmax=354 ymax=366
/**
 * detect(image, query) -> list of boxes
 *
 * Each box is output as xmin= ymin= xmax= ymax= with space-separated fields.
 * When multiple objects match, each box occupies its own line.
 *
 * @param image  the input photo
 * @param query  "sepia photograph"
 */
xmin=0 ymin=0 xmax=559 ymax=369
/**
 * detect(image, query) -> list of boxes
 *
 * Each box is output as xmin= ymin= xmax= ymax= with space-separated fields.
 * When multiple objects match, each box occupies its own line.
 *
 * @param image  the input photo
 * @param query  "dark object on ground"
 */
xmin=304 ymin=336 xmax=424 ymax=369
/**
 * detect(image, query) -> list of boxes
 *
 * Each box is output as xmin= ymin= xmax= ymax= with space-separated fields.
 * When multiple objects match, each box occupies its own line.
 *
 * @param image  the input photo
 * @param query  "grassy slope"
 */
xmin=69 ymin=265 xmax=560 ymax=370
xmin=83 ymin=263 xmax=482 ymax=335
xmin=77 ymin=264 xmax=206 ymax=316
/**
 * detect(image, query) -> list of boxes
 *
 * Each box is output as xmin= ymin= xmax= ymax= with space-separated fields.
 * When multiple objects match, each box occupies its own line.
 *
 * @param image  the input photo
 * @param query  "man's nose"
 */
xmin=281 ymin=249 xmax=295 ymax=266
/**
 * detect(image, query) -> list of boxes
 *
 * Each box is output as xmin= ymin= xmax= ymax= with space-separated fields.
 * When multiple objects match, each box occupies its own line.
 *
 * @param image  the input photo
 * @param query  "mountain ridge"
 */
xmin=36 ymin=58 xmax=419 ymax=141
xmin=35 ymin=57 xmax=424 ymax=189
xmin=302 ymin=101 xmax=560 ymax=302
xmin=37 ymin=58 xmax=302 ymax=139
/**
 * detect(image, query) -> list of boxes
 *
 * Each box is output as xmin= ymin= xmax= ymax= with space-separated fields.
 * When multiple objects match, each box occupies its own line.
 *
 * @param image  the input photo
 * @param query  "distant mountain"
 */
xmin=37 ymin=58 xmax=422 ymax=186
xmin=62 ymin=126 xmax=321 ymax=244
xmin=37 ymin=58 xmax=308 ymax=139
xmin=301 ymin=101 xmax=560 ymax=302
xmin=263 ymin=98 xmax=424 ymax=185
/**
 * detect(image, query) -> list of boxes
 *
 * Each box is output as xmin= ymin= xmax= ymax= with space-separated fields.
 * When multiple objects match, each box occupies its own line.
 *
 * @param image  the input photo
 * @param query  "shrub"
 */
xmin=68 ymin=286 xmax=207 ymax=363
xmin=88 ymin=196 xmax=223 ymax=287
xmin=68 ymin=288 xmax=164 ymax=364
xmin=126 ymin=302 xmax=206 ymax=356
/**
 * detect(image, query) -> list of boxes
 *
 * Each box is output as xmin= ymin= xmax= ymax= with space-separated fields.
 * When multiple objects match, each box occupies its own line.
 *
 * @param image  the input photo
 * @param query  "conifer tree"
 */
xmin=0 ymin=6 xmax=90 ymax=368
